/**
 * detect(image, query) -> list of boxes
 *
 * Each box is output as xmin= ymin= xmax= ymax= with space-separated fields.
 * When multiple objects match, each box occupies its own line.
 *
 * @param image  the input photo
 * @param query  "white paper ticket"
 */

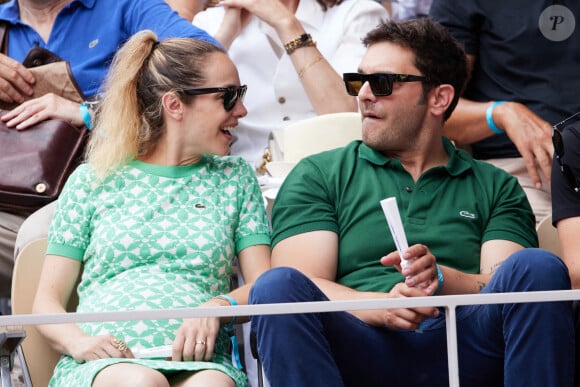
xmin=380 ymin=197 xmax=411 ymax=269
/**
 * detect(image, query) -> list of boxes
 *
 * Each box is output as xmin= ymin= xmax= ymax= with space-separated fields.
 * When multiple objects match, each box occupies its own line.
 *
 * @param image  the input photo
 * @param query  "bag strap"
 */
xmin=0 ymin=20 xmax=8 ymax=55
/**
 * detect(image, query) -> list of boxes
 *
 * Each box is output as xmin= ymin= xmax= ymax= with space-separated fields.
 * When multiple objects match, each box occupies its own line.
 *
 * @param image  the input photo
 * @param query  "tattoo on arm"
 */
xmin=489 ymin=261 xmax=503 ymax=274
xmin=478 ymin=260 xmax=503 ymax=291
xmin=482 ymin=260 xmax=505 ymax=275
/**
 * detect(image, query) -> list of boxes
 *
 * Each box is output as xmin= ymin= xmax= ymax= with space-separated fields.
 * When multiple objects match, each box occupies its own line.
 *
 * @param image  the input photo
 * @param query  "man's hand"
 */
xmin=352 ymin=283 xmax=439 ymax=330
xmin=0 ymin=53 xmax=35 ymax=104
xmin=381 ymin=244 xmax=440 ymax=295
xmin=494 ymin=101 xmax=553 ymax=188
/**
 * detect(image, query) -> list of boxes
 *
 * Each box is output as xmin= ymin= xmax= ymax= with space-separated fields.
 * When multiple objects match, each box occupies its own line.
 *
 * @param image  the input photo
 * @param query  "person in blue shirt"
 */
xmin=0 ymin=0 xmax=217 ymax=129
xmin=0 ymin=0 xmax=217 ymax=305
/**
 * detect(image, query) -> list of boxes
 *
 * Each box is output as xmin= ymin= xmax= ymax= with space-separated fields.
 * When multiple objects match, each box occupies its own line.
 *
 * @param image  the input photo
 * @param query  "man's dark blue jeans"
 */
xmin=250 ymin=249 xmax=574 ymax=387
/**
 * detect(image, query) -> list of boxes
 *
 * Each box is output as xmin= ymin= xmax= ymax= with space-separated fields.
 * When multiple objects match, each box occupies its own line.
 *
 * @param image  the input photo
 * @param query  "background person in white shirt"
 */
xmin=194 ymin=0 xmax=389 ymax=169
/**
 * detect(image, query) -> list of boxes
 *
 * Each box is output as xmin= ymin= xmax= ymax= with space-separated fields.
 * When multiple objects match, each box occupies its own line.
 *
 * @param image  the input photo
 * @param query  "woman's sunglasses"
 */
xmin=342 ymin=72 xmax=427 ymax=97
xmin=183 ymin=85 xmax=247 ymax=111
xmin=552 ymin=111 xmax=580 ymax=193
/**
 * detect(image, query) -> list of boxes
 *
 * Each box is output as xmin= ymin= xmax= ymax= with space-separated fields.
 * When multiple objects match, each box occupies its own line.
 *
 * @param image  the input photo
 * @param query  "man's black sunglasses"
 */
xmin=343 ymin=73 xmax=427 ymax=97
xmin=552 ymin=111 xmax=580 ymax=193
xmin=182 ymin=85 xmax=247 ymax=111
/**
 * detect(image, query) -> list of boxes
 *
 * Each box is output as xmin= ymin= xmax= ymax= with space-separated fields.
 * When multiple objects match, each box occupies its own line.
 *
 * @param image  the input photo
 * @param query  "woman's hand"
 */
xmin=381 ymin=244 xmax=440 ymax=295
xmin=1 ymin=93 xmax=84 ymax=130
xmin=0 ymin=53 xmax=35 ymax=104
xmin=172 ymin=298 xmax=226 ymax=362
xmin=67 ymin=334 xmax=134 ymax=363
xmin=214 ymin=4 xmax=253 ymax=49
xmin=219 ymin=0 xmax=294 ymax=30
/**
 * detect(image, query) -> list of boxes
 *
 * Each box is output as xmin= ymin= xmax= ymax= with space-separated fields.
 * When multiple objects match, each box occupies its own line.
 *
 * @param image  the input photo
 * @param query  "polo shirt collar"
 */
xmin=358 ymin=137 xmax=472 ymax=176
xmin=0 ymin=0 xmax=96 ymax=24
xmin=0 ymin=1 xmax=20 ymax=23
xmin=73 ymin=0 xmax=96 ymax=9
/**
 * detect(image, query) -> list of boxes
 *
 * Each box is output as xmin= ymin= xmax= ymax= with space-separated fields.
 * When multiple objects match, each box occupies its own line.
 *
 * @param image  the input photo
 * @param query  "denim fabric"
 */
xmin=250 ymin=249 xmax=574 ymax=387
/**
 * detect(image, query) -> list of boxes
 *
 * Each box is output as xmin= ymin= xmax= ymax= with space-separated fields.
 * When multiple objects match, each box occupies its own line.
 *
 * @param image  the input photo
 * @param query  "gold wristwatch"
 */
xmin=284 ymin=33 xmax=316 ymax=55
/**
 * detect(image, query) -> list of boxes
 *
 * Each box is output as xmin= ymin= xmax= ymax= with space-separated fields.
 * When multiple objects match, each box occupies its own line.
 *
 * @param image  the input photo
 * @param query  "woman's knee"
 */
xmin=169 ymin=369 xmax=235 ymax=387
xmin=93 ymin=363 xmax=169 ymax=387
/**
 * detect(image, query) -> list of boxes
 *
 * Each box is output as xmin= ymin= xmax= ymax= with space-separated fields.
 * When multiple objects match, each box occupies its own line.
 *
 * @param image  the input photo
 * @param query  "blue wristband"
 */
xmin=214 ymin=295 xmax=237 ymax=332
xmin=214 ymin=294 xmax=242 ymax=369
xmin=215 ymin=294 xmax=237 ymax=306
xmin=435 ymin=264 xmax=444 ymax=295
xmin=79 ymin=102 xmax=93 ymax=130
xmin=485 ymin=101 xmax=506 ymax=134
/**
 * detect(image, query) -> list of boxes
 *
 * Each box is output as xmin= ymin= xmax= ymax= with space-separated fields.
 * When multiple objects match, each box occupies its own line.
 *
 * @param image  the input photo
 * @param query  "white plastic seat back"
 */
xmin=536 ymin=214 xmax=562 ymax=257
xmin=266 ymin=112 xmax=362 ymax=179
xmin=279 ymin=112 xmax=362 ymax=163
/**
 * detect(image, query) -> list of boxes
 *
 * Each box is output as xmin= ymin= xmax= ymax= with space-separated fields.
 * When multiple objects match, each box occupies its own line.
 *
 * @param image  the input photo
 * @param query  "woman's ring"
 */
xmin=112 ymin=338 xmax=128 ymax=352
xmin=195 ymin=340 xmax=206 ymax=346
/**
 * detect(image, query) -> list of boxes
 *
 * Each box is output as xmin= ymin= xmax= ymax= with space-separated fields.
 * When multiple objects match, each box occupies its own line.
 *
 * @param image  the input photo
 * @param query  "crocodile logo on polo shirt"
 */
xmin=459 ymin=210 xmax=477 ymax=220
xmin=89 ymin=39 xmax=99 ymax=48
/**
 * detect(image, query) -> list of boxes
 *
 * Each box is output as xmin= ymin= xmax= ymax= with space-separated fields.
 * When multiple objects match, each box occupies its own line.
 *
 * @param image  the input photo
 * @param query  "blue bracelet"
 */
xmin=79 ymin=102 xmax=93 ymax=130
xmin=215 ymin=294 xmax=243 ymax=369
xmin=485 ymin=101 xmax=506 ymax=134
xmin=435 ymin=264 xmax=444 ymax=295
xmin=215 ymin=295 xmax=237 ymax=331
xmin=215 ymin=294 xmax=237 ymax=307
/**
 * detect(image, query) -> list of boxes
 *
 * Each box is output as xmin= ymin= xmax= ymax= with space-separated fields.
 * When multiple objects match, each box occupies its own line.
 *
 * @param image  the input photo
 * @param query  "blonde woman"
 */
xmin=32 ymin=30 xmax=270 ymax=387
xmin=0 ymin=0 xmax=216 ymax=307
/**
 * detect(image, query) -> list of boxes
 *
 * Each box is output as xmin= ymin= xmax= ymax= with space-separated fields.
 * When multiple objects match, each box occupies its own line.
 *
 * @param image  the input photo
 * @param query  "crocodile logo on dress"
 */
xmin=194 ymin=203 xmax=206 ymax=209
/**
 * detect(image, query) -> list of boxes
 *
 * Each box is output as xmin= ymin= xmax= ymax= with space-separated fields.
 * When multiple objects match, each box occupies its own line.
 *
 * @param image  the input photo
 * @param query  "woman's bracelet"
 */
xmin=79 ymin=102 xmax=93 ymax=130
xmin=214 ymin=294 xmax=242 ymax=369
xmin=214 ymin=294 xmax=237 ymax=306
xmin=298 ymin=56 xmax=324 ymax=79
xmin=214 ymin=294 xmax=237 ymax=331
xmin=284 ymin=33 xmax=316 ymax=55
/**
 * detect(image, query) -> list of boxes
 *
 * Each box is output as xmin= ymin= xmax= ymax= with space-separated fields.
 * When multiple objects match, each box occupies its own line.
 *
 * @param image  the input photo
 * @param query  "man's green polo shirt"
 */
xmin=271 ymin=138 xmax=537 ymax=292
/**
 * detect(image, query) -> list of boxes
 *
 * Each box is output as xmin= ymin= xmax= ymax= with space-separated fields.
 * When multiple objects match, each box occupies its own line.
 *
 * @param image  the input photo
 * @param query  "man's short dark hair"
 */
xmin=363 ymin=18 xmax=468 ymax=121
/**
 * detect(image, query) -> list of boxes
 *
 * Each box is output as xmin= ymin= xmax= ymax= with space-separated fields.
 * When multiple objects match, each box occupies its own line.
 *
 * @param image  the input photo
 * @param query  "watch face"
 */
xmin=300 ymin=33 xmax=309 ymax=42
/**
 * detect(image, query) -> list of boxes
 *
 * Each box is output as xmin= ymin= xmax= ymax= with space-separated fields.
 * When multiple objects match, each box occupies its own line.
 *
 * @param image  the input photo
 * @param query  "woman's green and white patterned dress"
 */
xmin=46 ymin=155 xmax=270 ymax=386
